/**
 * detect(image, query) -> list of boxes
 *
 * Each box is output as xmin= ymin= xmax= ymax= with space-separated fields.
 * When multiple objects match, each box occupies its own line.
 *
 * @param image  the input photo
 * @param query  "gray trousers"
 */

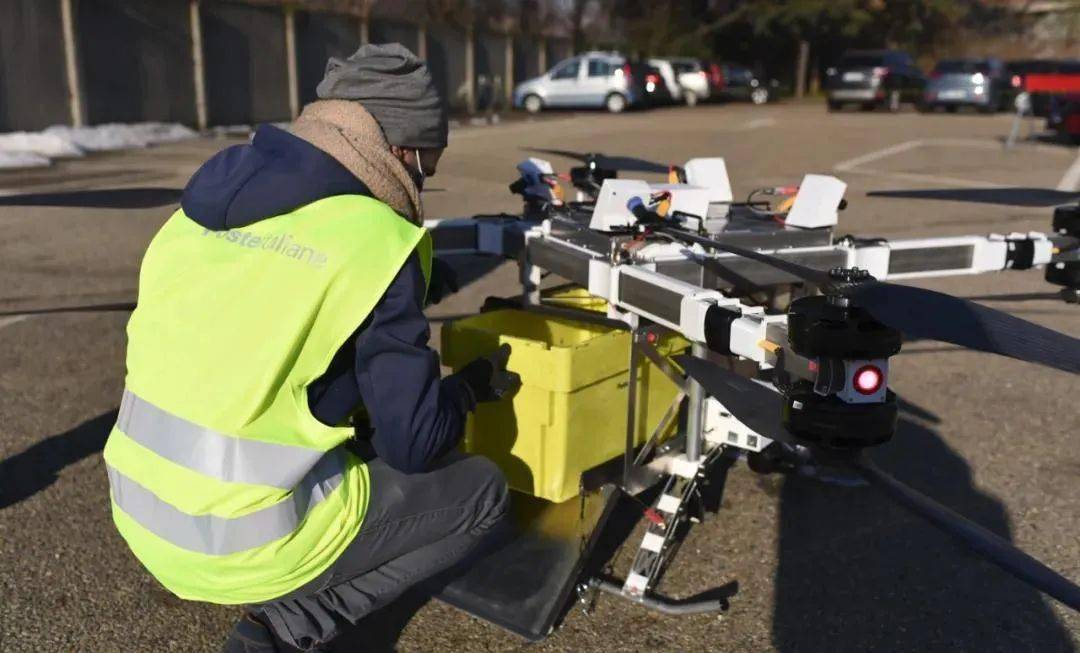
xmin=257 ymin=452 xmax=510 ymax=651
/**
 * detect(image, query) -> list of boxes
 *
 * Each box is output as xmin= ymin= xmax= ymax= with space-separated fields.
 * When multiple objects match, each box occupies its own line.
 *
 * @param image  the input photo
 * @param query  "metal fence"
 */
xmin=0 ymin=0 xmax=570 ymax=132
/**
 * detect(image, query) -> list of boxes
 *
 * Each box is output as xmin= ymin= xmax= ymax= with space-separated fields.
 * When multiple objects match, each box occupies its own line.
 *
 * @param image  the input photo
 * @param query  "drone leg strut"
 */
xmin=585 ymin=577 xmax=726 ymax=616
xmin=685 ymin=341 xmax=708 ymax=463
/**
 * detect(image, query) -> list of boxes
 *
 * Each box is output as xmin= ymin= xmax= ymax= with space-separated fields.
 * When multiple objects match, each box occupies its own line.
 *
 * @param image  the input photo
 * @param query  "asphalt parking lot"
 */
xmin=1 ymin=102 xmax=1078 ymax=652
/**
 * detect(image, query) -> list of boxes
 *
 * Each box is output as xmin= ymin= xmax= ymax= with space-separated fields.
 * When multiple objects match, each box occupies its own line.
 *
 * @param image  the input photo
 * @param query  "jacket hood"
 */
xmin=180 ymin=125 xmax=369 ymax=231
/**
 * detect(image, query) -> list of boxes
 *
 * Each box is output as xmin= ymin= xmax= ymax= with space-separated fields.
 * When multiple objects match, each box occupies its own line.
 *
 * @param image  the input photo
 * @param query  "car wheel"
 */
xmin=751 ymin=88 xmax=769 ymax=105
xmin=887 ymin=90 xmax=901 ymax=112
xmin=523 ymin=94 xmax=543 ymax=114
xmin=605 ymin=93 xmax=627 ymax=113
xmin=684 ymin=91 xmax=698 ymax=107
xmin=917 ymin=102 xmax=932 ymax=113
xmin=827 ymin=100 xmax=843 ymax=112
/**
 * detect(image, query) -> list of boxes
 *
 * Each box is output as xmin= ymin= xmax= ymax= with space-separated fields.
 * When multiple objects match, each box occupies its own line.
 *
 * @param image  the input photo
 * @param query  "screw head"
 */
xmin=828 ymin=266 xmax=872 ymax=283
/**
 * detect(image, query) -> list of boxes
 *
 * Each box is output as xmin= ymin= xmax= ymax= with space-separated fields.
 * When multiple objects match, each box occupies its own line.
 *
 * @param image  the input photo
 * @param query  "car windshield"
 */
xmin=839 ymin=54 xmax=886 ymax=68
xmin=672 ymin=61 xmax=699 ymax=74
xmin=935 ymin=60 xmax=991 ymax=74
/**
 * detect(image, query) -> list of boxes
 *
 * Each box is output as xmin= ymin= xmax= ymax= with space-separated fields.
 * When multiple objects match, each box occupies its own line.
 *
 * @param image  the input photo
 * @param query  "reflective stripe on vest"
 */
xmin=117 ymin=389 xmax=323 ymax=489
xmin=108 ymin=447 xmax=346 ymax=556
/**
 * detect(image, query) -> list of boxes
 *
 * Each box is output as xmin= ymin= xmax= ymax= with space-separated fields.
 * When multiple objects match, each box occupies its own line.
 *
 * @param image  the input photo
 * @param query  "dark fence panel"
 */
xmin=202 ymin=1 xmax=289 ymax=125
xmin=475 ymin=31 xmax=508 ymax=112
xmin=76 ymin=0 xmax=196 ymax=126
xmin=368 ymin=19 xmax=418 ymax=55
xmin=425 ymin=23 xmax=467 ymax=112
xmin=514 ymin=36 xmax=540 ymax=84
xmin=296 ymin=11 xmax=359 ymax=106
xmin=545 ymin=38 xmax=572 ymax=69
xmin=0 ymin=0 xmax=72 ymax=131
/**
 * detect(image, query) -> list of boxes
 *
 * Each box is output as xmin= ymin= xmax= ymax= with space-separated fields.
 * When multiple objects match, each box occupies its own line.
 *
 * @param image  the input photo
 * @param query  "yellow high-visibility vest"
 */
xmin=103 ymin=195 xmax=431 ymax=604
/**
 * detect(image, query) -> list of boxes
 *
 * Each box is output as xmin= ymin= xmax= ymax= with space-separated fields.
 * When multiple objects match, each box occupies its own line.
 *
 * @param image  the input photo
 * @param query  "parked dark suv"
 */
xmin=826 ymin=50 xmax=925 ymax=111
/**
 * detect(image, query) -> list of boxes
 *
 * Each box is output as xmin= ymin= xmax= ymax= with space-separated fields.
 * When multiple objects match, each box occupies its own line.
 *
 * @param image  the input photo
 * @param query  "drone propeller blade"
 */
xmin=693 ymin=240 xmax=1080 ymax=374
xmin=851 ymin=453 xmax=1080 ymax=611
xmin=849 ymin=281 xmax=1080 ymax=374
xmin=524 ymin=148 xmax=670 ymax=174
xmin=591 ymin=154 xmax=670 ymax=174
xmin=0 ymin=302 xmax=136 ymax=317
xmin=674 ymin=354 xmax=794 ymax=445
xmin=526 ymin=147 xmax=589 ymax=162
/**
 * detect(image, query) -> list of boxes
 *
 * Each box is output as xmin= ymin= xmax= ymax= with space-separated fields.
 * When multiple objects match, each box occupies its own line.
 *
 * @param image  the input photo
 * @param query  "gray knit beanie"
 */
xmin=316 ymin=43 xmax=448 ymax=149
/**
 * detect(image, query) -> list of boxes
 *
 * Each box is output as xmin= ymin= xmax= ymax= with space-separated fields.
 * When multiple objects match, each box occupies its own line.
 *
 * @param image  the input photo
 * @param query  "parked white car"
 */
xmin=668 ymin=58 xmax=711 ymax=106
xmin=513 ymin=52 xmax=645 ymax=114
xmin=648 ymin=59 xmax=682 ymax=104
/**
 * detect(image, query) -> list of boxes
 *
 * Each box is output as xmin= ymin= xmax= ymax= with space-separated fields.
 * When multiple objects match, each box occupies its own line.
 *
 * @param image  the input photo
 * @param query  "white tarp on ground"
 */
xmin=0 ymin=122 xmax=198 ymax=170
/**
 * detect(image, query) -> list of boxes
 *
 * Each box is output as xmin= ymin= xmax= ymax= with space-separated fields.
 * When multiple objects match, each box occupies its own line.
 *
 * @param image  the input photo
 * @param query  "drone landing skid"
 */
xmin=435 ymin=485 xmax=619 ymax=641
xmin=436 ymin=453 xmax=733 ymax=639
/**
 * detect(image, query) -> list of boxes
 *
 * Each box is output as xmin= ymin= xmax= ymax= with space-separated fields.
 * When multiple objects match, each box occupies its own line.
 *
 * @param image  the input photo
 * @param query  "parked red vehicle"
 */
xmin=703 ymin=61 xmax=725 ymax=97
xmin=1031 ymin=71 xmax=1080 ymax=142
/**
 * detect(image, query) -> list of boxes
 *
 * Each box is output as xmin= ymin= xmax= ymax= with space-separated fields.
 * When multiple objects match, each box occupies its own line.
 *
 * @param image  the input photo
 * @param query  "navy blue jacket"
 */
xmin=181 ymin=125 xmax=472 ymax=473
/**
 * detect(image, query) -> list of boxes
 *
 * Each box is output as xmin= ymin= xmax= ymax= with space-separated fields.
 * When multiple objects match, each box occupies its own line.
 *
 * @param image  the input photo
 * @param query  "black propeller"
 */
xmin=675 ymin=358 xmax=1080 ymax=611
xmin=685 ymin=237 xmax=1080 ymax=375
xmin=524 ymin=148 xmax=670 ymax=174
xmin=675 ymin=354 xmax=793 ymax=446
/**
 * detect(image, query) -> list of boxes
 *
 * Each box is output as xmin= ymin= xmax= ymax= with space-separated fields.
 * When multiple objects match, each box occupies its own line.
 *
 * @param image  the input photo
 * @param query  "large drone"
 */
xmin=423 ymin=148 xmax=1080 ymax=637
xmin=4 ymin=149 xmax=1077 ymax=640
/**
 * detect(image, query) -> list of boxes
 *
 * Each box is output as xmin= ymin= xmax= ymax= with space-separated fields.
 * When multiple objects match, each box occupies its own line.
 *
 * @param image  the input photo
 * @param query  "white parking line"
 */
xmin=0 ymin=315 xmax=30 ymax=330
xmin=834 ymin=138 xmax=1019 ymax=188
xmin=834 ymin=139 xmax=926 ymax=172
xmin=1056 ymin=149 xmax=1080 ymax=191
xmin=743 ymin=117 xmax=777 ymax=130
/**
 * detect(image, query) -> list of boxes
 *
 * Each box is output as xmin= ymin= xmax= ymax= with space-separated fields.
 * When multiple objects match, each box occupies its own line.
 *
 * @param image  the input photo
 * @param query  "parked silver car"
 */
xmin=513 ymin=52 xmax=642 ymax=114
xmin=667 ymin=58 xmax=711 ymax=106
xmin=647 ymin=59 xmax=683 ymax=104
xmin=921 ymin=58 xmax=1008 ymax=113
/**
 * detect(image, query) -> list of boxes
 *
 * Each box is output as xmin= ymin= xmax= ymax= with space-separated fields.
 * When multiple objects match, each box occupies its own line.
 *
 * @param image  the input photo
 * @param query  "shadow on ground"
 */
xmin=437 ymin=253 xmax=507 ymax=292
xmin=323 ymin=395 xmax=1075 ymax=652
xmin=0 ymin=187 xmax=182 ymax=209
xmin=0 ymin=410 xmax=115 ymax=509
xmin=771 ymin=404 xmax=1073 ymax=651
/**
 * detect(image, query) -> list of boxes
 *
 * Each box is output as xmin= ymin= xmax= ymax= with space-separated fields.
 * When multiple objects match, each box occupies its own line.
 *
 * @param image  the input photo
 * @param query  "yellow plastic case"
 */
xmin=441 ymin=301 xmax=686 ymax=503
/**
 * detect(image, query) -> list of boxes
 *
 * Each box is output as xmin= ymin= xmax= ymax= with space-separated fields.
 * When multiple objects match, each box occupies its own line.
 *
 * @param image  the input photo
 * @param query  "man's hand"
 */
xmin=455 ymin=343 xmax=521 ymax=403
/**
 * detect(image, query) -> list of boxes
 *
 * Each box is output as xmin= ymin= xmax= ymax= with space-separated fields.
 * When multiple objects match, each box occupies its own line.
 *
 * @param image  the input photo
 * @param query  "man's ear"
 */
xmin=388 ymin=145 xmax=413 ymax=168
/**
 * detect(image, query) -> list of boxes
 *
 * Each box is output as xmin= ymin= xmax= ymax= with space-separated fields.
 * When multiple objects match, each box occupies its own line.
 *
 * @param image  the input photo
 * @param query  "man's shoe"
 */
xmin=221 ymin=612 xmax=281 ymax=653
